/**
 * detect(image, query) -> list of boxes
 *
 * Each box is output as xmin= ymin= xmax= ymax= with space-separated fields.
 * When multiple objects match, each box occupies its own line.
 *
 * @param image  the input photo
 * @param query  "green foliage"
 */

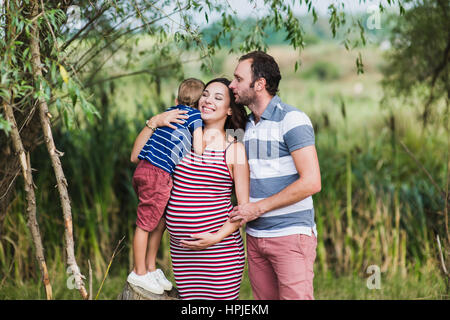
xmin=301 ymin=61 xmax=341 ymax=81
xmin=0 ymin=114 xmax=11 ymax=135
xmin=200 ymin=16 xmax=321 ymax=49
xmin=381 ymin=0 xmax=450 ymax=126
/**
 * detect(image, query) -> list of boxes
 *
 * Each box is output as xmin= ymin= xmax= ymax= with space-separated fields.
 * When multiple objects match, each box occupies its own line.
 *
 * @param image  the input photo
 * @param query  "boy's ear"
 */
xmin=175 ymin=98 xmax=179 ymax=105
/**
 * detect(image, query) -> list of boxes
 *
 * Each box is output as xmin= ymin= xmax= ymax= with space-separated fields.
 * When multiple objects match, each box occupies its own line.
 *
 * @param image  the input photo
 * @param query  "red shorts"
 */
xmin=132 ymin=160 xmax=173 ymax=232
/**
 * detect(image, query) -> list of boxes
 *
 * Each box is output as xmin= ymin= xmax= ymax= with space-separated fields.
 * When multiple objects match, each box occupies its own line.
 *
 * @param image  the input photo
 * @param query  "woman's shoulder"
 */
xmin=225 ymin=140 xmax=247 ymax=164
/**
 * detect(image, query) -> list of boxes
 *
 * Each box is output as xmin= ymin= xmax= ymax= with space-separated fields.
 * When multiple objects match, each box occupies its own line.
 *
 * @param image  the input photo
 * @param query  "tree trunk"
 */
xmin=3 ymin=99 xmax=53 ymax=300
xmin=118 ymin=282 xmax=180 ymax=300
xmin=29 ymin=0 xmax=88 ymax=299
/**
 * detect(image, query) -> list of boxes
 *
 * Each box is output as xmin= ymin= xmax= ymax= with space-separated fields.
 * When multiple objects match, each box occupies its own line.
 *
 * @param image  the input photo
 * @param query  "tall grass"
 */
xmin=0 ymin=43 xmax=448 ymax=299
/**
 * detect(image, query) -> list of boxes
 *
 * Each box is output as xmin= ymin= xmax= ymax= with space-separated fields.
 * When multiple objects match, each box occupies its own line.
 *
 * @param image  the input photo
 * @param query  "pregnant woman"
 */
xmin=165 ymin=78 xmax=249 ymax=300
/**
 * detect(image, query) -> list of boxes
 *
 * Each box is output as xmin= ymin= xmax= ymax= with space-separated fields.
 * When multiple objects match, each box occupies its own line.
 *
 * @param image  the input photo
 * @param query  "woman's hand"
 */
xmin=180 ymin=232 xmax=220 ymax=250
xmin=149 ymin=108 xmax=189 ymax=130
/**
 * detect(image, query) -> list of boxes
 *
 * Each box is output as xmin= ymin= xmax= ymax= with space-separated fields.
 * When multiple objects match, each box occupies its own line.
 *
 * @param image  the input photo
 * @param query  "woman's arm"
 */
xmin=130 ymin=109 xmax=189 ymax=164
xmin=228 ymin=142 xmax=250 ymax=206
xmin=180 ymin=142 xmax=250 ymax=249
xmin=191 ymin=127 xmax=204 ymax=155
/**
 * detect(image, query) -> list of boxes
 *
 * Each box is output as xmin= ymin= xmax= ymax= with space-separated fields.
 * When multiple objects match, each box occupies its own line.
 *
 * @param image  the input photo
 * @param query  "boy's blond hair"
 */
xmin=177 ymin=78 xmax=205 ymax=109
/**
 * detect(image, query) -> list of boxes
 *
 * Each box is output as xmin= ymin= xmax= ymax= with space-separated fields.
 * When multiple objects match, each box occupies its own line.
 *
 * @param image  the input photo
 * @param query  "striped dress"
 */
xmin=165 ymin=146 xmax=245 ymax=300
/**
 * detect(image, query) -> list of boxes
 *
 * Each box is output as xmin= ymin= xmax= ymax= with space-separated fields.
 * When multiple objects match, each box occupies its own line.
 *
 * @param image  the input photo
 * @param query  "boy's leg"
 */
xmin=133 ymin=226 xmax=150 ymax=275
xmin=146 ymin=217 xmax=166 ymax=272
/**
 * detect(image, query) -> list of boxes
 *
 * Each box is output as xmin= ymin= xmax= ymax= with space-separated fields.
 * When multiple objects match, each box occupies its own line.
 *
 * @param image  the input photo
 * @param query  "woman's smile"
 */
xmin=201 ymin=104 xmax=215 ymax=114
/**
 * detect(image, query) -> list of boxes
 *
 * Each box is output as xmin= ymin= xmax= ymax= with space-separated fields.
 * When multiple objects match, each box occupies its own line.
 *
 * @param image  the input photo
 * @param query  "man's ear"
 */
xmin=255 ymin=78 xmax=266 ymax=92
xmin=227 ymin=108 xmax=232 ymax=116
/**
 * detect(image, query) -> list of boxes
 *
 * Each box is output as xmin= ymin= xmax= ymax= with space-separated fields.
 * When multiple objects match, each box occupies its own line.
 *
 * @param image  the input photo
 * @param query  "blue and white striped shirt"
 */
xmin=138 ymin=105 xmax=202 ymax=175
xmin=244 ymin=95 xmax=318 ymax=238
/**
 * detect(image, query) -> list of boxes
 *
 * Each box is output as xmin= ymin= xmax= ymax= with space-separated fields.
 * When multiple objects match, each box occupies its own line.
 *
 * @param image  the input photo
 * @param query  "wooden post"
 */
xmin=118 ymin=283 xmax=180 ymax=300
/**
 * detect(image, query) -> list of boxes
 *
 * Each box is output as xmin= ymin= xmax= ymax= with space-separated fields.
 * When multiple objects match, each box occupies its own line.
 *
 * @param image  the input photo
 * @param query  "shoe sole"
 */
xmin=127 ymin=278 xmax=164 ymax=295
xmin=162 ymin=284 xmax=173 ymax=291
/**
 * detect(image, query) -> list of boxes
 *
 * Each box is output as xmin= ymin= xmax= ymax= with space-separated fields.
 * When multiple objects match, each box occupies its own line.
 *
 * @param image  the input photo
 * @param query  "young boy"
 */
xmin=128 ymin=78 xmax=205 ymax=294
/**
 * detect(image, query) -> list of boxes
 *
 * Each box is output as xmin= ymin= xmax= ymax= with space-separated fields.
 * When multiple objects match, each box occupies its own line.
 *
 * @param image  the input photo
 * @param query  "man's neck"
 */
xmin=249 ymin=94 xmax=275 ymax=124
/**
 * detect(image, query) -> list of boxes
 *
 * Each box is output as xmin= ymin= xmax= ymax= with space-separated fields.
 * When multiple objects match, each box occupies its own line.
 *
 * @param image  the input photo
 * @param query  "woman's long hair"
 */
xmin=203 ymin=78 xmax=248 ymax=132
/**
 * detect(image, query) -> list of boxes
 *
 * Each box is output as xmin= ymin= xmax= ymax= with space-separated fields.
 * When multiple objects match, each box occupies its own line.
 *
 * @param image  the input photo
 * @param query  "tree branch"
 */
xmin=3 ymin=98 xmax=53 ymax=300
xmin=72 ymin=5 xmax=187 ymax=75
xmin=61 ymin=1 xmax=111 ymax=51
xmin=30 ymin=0 xmax=88 ymax=300
xmin=84 ymin=59 xmax=197 ymax=87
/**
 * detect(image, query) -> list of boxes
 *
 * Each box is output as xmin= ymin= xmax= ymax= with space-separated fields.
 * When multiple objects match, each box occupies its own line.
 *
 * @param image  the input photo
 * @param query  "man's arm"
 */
xmin=229 ymin=145 xmax=321 ymax=225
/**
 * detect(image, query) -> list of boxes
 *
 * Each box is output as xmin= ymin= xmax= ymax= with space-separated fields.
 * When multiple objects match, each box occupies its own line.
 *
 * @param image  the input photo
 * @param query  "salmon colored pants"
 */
xmin=246 ymin=233 xmax=317 ymax=300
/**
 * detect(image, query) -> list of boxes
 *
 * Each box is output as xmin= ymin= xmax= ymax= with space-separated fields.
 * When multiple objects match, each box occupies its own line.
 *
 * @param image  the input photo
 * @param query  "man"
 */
xmin=229 ymin=51 xmax=321 ymax=300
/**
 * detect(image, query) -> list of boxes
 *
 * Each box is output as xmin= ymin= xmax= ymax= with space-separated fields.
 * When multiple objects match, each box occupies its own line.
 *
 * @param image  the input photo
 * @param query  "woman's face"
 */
xmin=198 ymin=82 xmax=232 ymax=123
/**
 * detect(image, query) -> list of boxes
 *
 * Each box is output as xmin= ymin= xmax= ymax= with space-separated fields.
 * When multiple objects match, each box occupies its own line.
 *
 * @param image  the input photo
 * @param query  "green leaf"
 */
xmin=0 ymin=114 xmax=11 ymax=136
xmin=356 ymin=52 xmax=364 ymax=75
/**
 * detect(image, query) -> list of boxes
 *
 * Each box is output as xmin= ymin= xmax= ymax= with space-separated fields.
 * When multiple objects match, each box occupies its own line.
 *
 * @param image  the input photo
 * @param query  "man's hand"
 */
xmin=229 ymin=202 xmax=264 ymax=227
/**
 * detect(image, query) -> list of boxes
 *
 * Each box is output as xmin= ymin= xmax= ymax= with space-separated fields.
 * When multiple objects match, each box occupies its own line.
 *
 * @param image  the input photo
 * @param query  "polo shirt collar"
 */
xmin=261 ymin=95 xmax=281 ymax=120
xmin=248 ymin=95 xmax=281 ymax=125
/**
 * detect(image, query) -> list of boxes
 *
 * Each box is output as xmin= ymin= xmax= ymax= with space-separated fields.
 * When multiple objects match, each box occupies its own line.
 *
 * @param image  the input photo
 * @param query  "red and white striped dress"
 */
xmin=165 ymin=146 xmax=245 ymax=300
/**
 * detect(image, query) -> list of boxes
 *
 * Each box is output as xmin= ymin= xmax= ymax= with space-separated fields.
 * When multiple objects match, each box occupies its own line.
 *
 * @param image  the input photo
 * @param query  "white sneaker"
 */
xmin=152 ymin=269 xmax=173 ymax=291
xmin=127 ymin=271 xmax=164 ymax=295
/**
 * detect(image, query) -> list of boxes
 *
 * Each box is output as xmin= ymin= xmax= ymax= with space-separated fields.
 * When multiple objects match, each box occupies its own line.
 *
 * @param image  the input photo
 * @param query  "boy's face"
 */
xmin=229 ymin=59 xmax=257 ymax=106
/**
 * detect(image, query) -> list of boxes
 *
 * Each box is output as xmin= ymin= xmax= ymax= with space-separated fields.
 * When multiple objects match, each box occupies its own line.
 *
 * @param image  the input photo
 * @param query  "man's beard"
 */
xmin=235 ymin=88 xmax=256 ymax=106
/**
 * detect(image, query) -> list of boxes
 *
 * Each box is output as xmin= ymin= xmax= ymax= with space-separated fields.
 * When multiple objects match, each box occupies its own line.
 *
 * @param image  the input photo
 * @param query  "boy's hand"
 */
xmin=150 ymin=109 xmax=189 ymax=130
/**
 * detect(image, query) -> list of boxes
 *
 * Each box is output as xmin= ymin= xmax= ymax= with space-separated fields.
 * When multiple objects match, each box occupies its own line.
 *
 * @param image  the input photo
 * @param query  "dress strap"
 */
xmin=224 ymin=140 xmax=236 ymax=152
xmin=223 ymin=140 xmax=236 ymax=180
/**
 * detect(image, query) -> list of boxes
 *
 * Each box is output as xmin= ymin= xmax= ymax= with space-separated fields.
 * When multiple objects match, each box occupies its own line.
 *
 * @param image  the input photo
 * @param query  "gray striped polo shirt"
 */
xmin=244 ymin=95 xmax=318 ymax=238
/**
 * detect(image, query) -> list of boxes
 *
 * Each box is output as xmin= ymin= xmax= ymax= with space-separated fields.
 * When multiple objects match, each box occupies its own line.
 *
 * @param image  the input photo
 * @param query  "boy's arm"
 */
xmin=130 ymin=109 xmax=189 ymax=164
xmin=130 ymin=125 xmax=154 ymax=164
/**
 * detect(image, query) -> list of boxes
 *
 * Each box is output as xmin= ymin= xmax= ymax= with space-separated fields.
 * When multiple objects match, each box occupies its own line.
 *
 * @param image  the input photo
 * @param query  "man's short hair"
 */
xmin=177 ymin=78 xmax=205 ymax=108
xmin=239 ymin=51 xmax=281 ymax=96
